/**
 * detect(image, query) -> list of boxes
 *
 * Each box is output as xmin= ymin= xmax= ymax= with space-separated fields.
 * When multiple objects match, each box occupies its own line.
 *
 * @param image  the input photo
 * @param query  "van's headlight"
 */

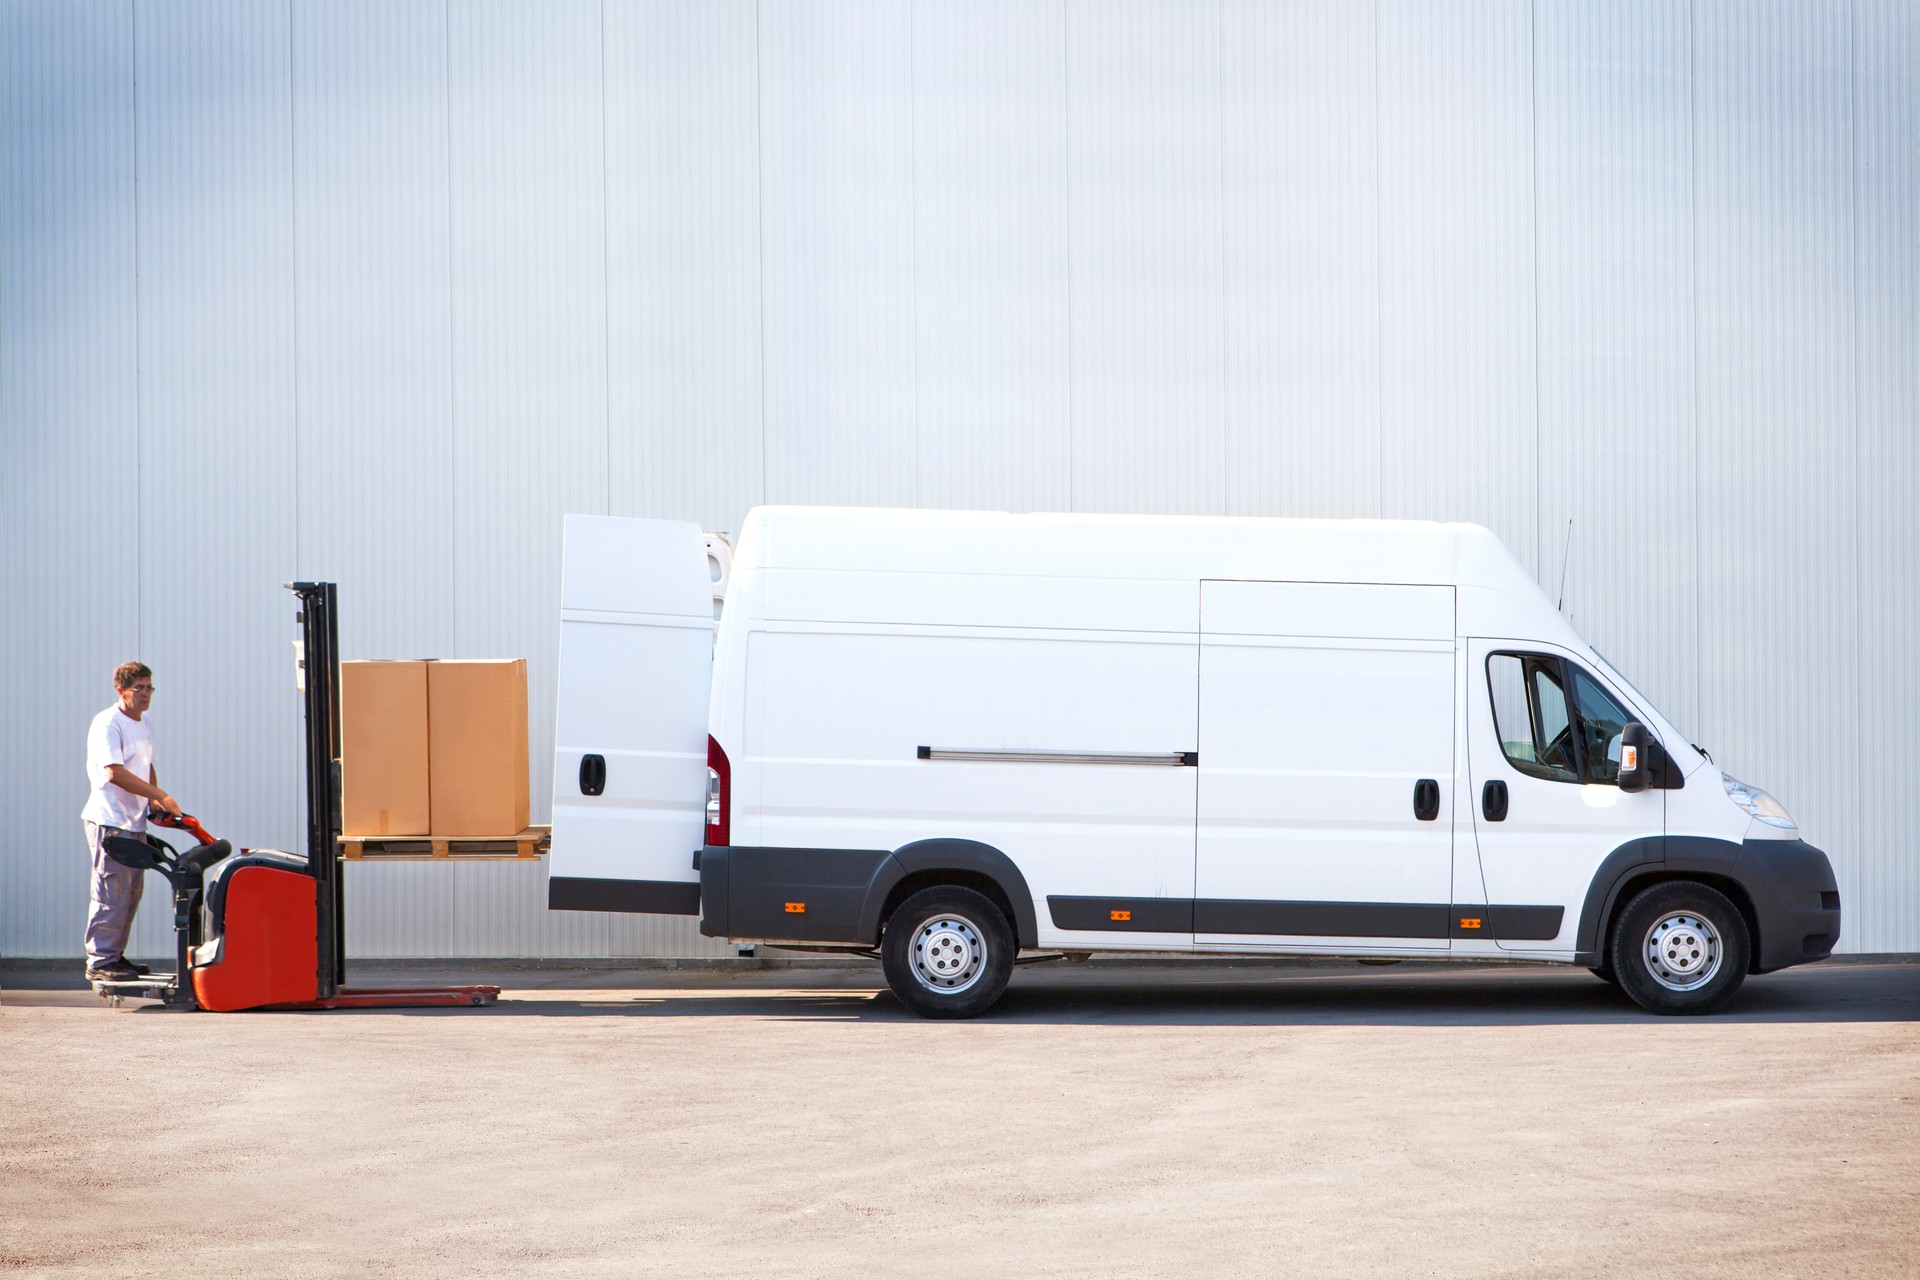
xmin=1723 ymin=775 xmax=1797 ymax=831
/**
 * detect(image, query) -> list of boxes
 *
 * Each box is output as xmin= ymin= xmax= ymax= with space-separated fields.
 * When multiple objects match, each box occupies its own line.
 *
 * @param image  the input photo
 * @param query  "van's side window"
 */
xmin=1568 ymin=666 xmax=1633 ymax=785
xmin=1487 ymin=654 xmax=1577 ymax=783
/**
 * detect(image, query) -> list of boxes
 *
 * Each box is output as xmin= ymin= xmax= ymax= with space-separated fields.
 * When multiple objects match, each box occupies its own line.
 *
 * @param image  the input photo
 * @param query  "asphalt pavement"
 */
xmin=3 ymin=957 xmax=1915 ymax=1278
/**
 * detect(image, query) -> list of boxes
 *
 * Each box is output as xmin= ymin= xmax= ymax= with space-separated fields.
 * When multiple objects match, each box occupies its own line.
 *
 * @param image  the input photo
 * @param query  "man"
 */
xmin=80 ymin=661 xmax=181 ymax=981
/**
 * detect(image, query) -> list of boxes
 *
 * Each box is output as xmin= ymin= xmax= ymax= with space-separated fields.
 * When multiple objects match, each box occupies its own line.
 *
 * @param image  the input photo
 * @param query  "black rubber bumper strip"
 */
xmin=1050 ymin=897 xmax=1564 ymax=941
xmin=1196 ymin=899 xmax=1450 ymax=939
xmin=1049 ymin=896 xmax=1195 ymax=932
xmin=1462 ymin=904 xmax=1565 ymax=941
xmin=548 ymin=875 xmax=700 ymax=916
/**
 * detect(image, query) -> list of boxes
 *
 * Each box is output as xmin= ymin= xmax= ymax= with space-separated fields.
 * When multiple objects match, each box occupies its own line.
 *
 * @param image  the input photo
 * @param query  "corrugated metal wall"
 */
xmin=3 ymin=0 xmax=1914 ymax=958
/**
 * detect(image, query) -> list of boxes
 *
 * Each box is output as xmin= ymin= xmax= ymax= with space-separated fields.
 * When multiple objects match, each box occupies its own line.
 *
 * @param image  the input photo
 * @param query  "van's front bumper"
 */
xmin=1741 ymin=838 xmax=1841 ymax=972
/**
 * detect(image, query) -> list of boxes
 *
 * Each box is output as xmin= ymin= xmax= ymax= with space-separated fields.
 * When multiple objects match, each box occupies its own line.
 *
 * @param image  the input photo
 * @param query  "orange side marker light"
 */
xmin=1459 ymin=917 xmax=1482 ymax=930
xmin=1111 ymin=909 xmax=1132 ymax=922
xmin=785 ymin=902 xmax=806 ymax=914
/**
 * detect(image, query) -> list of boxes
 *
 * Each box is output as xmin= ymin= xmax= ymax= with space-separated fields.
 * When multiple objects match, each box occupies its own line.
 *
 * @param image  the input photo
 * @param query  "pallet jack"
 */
xmin=91 ymin=583 xmax=500 ymax=1011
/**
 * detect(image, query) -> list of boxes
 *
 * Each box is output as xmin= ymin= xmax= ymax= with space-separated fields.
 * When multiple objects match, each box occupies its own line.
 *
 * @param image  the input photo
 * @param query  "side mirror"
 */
xmin=1618 ymin=722 xmax=1653 ymax=793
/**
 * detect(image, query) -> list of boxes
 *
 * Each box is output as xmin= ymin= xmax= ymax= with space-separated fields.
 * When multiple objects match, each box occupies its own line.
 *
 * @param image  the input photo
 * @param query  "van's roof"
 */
xmin=724 ymin=506 xmax=1694 ymax=768
xmin=740 ymin=505 xmax=1543 ymax=598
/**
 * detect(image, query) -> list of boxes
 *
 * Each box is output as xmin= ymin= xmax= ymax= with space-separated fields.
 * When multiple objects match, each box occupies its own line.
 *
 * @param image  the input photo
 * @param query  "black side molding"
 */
xmin=1045 ymin=898 xmax=1564 ymax=942
xmin=548 ymin=875 xmax=699 ymax=916
xmin=1476 ymin=904 xmax=1564 ymax=941
xmin=1049 ymin=896 xmax=1194 ymax=933
xmin=1198 ymin=899 xmax=1450 ymax=939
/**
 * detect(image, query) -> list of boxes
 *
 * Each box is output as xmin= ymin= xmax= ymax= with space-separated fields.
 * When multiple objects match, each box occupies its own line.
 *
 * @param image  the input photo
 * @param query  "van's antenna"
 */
xmin=1556 ymin=518 xmax=1574 ymax=613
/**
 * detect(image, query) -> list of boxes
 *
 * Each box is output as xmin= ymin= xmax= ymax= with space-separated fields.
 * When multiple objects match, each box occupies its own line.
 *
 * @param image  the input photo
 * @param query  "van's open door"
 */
xmin=547 ymin=515 xmax=713 ymax=915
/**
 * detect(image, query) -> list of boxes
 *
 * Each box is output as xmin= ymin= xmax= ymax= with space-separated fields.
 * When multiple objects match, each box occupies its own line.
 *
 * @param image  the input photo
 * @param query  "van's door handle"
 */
xmin=580 ymin=754 xmax=606 ymax=797
xmin=1481 ymin=779 xmax=1508 ymax=822
xmin=1412 ymin=778 xmax=1440 ymax=821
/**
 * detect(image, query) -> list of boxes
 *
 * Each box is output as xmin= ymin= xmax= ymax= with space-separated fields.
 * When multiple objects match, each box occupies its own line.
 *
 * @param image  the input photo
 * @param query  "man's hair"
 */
xmin=113 ymin=661 xmax=152 ymax=691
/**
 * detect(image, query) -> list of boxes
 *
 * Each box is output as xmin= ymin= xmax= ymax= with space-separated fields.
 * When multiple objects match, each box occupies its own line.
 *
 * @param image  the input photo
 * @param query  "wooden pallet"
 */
xmin=339 ymin=825 xmax=550 ymax=861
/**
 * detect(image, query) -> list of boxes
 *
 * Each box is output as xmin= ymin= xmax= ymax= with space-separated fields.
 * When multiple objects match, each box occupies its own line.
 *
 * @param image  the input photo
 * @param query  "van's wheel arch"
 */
xmin=880 ymin=885 xmax=1015 ymax=1019
xmin=1608 ymin=881 xmax=1750 ymax=1015
xmin=883 ymin=840 xmax=1040 ymax=948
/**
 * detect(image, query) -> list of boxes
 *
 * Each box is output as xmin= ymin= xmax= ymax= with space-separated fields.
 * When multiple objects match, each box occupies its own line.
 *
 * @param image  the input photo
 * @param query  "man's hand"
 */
xmin=152 ymin=791 xmax=181 ymax=816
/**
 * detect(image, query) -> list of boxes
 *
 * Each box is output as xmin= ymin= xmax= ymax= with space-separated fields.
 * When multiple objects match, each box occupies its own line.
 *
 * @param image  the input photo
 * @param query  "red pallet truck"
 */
xmin=91 ymin=582 xmax=500 ymax=1012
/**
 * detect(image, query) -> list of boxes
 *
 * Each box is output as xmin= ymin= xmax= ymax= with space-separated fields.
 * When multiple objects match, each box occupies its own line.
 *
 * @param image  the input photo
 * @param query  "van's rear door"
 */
xmin=547 ymin=515 xmax=713 ymax=914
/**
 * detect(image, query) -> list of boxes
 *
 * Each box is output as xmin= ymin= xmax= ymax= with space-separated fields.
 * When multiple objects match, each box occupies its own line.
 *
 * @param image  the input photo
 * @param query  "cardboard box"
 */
xmin=340 ymin=661 xmax=431 ymax=836
xmin=427 ymin=659 xmax=531 ymax=836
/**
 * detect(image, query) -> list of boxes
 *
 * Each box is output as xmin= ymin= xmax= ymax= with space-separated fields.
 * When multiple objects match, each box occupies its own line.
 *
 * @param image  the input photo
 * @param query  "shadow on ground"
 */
xmin=8 ymin=959 xmax=1914 ymax=1028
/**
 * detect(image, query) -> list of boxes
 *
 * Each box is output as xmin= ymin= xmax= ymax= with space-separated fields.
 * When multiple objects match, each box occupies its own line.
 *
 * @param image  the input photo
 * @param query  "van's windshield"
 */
xmin=1587 ymin=647 xmax=1695 ymax=754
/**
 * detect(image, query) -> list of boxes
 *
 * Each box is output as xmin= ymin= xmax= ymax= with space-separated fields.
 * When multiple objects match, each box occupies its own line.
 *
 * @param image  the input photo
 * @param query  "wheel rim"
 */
xmin=1642 ymin=911 xmax=1722 ymax=992
xmin=911 ymin=913 xmax=987 ymax=995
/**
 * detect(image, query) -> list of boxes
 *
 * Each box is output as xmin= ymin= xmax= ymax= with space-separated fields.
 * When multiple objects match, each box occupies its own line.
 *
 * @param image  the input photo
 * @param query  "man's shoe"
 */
xmin=85 ymin=959 xmax=140 ymax=982
xmin=123 ymin=959 xmax=152 ymax=975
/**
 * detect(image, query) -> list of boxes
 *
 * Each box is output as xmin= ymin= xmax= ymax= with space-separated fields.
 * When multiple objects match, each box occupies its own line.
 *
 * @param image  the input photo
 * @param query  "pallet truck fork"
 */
xmin=93 ymin=583 xmax=499 ymax=1012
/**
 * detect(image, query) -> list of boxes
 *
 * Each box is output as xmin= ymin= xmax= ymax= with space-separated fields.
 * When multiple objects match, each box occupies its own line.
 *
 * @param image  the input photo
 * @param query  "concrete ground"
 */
xmin=2 ymin=957 xmax=1916 ymax=1280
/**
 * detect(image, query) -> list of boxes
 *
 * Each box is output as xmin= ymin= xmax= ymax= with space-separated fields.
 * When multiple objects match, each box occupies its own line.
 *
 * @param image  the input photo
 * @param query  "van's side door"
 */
xmin=1463 ymin=639 xmax=1665 ymax=951
xmin=547 ymin=515 xmax=715 ymax=915
xmin=1194 ymin=581 xmax=1457 ymax=951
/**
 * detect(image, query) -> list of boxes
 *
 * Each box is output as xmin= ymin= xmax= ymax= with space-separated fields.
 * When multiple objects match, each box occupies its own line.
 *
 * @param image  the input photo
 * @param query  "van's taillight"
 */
xmin=706 ymin=735 xmax=731 ymax=846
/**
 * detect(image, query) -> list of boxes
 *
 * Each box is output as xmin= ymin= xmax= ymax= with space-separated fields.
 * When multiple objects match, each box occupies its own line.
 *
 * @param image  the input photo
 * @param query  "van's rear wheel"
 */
xmin=1609 ymin=882 xmax=1750 ymax=1015
xmin=881 ymin=886 xmax=1014 ymax=1019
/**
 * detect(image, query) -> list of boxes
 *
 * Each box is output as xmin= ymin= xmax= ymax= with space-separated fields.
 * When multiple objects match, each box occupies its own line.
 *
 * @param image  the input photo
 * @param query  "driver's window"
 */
xmin=1487 ymin=654 xmax=1578 ymax=783
xmin=1570 ymin=666 xmax=1633 ymax=785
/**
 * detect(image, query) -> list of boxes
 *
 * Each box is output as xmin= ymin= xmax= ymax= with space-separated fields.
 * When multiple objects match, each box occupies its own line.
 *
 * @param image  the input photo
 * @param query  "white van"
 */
xmin=547 ymin=507 xmax=1840 ymax=1018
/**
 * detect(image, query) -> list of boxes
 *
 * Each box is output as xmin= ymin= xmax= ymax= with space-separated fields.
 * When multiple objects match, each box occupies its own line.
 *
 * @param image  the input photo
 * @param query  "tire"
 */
xmin=1609 ymin=881 xmax=1750 ymax=1015
xmin=880 ymin=886 xmax=1015 ymax=1019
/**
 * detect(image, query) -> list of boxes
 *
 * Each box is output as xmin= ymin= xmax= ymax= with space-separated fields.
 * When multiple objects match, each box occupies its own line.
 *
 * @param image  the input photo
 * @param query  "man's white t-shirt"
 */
xmin=81 ymin=705 xmax=154 ymax=832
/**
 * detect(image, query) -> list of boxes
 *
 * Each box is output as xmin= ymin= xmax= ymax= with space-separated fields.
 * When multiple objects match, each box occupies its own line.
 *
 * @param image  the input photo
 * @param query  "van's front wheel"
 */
xmin=881 ymin=887 xmax=1015 ymax=1019
xmin=1610 ymin=882 xmax=1750 ymax=1015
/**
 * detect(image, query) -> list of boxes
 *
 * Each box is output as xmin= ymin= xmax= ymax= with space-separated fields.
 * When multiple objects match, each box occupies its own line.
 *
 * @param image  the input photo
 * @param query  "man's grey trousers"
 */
xmin=83 ymin=821 xmax=145 ymax=965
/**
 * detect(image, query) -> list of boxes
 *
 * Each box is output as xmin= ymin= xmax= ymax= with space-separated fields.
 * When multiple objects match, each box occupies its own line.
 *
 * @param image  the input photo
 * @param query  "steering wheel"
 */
xmin=1541 ymin=725 xmax=1574 ymax=772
